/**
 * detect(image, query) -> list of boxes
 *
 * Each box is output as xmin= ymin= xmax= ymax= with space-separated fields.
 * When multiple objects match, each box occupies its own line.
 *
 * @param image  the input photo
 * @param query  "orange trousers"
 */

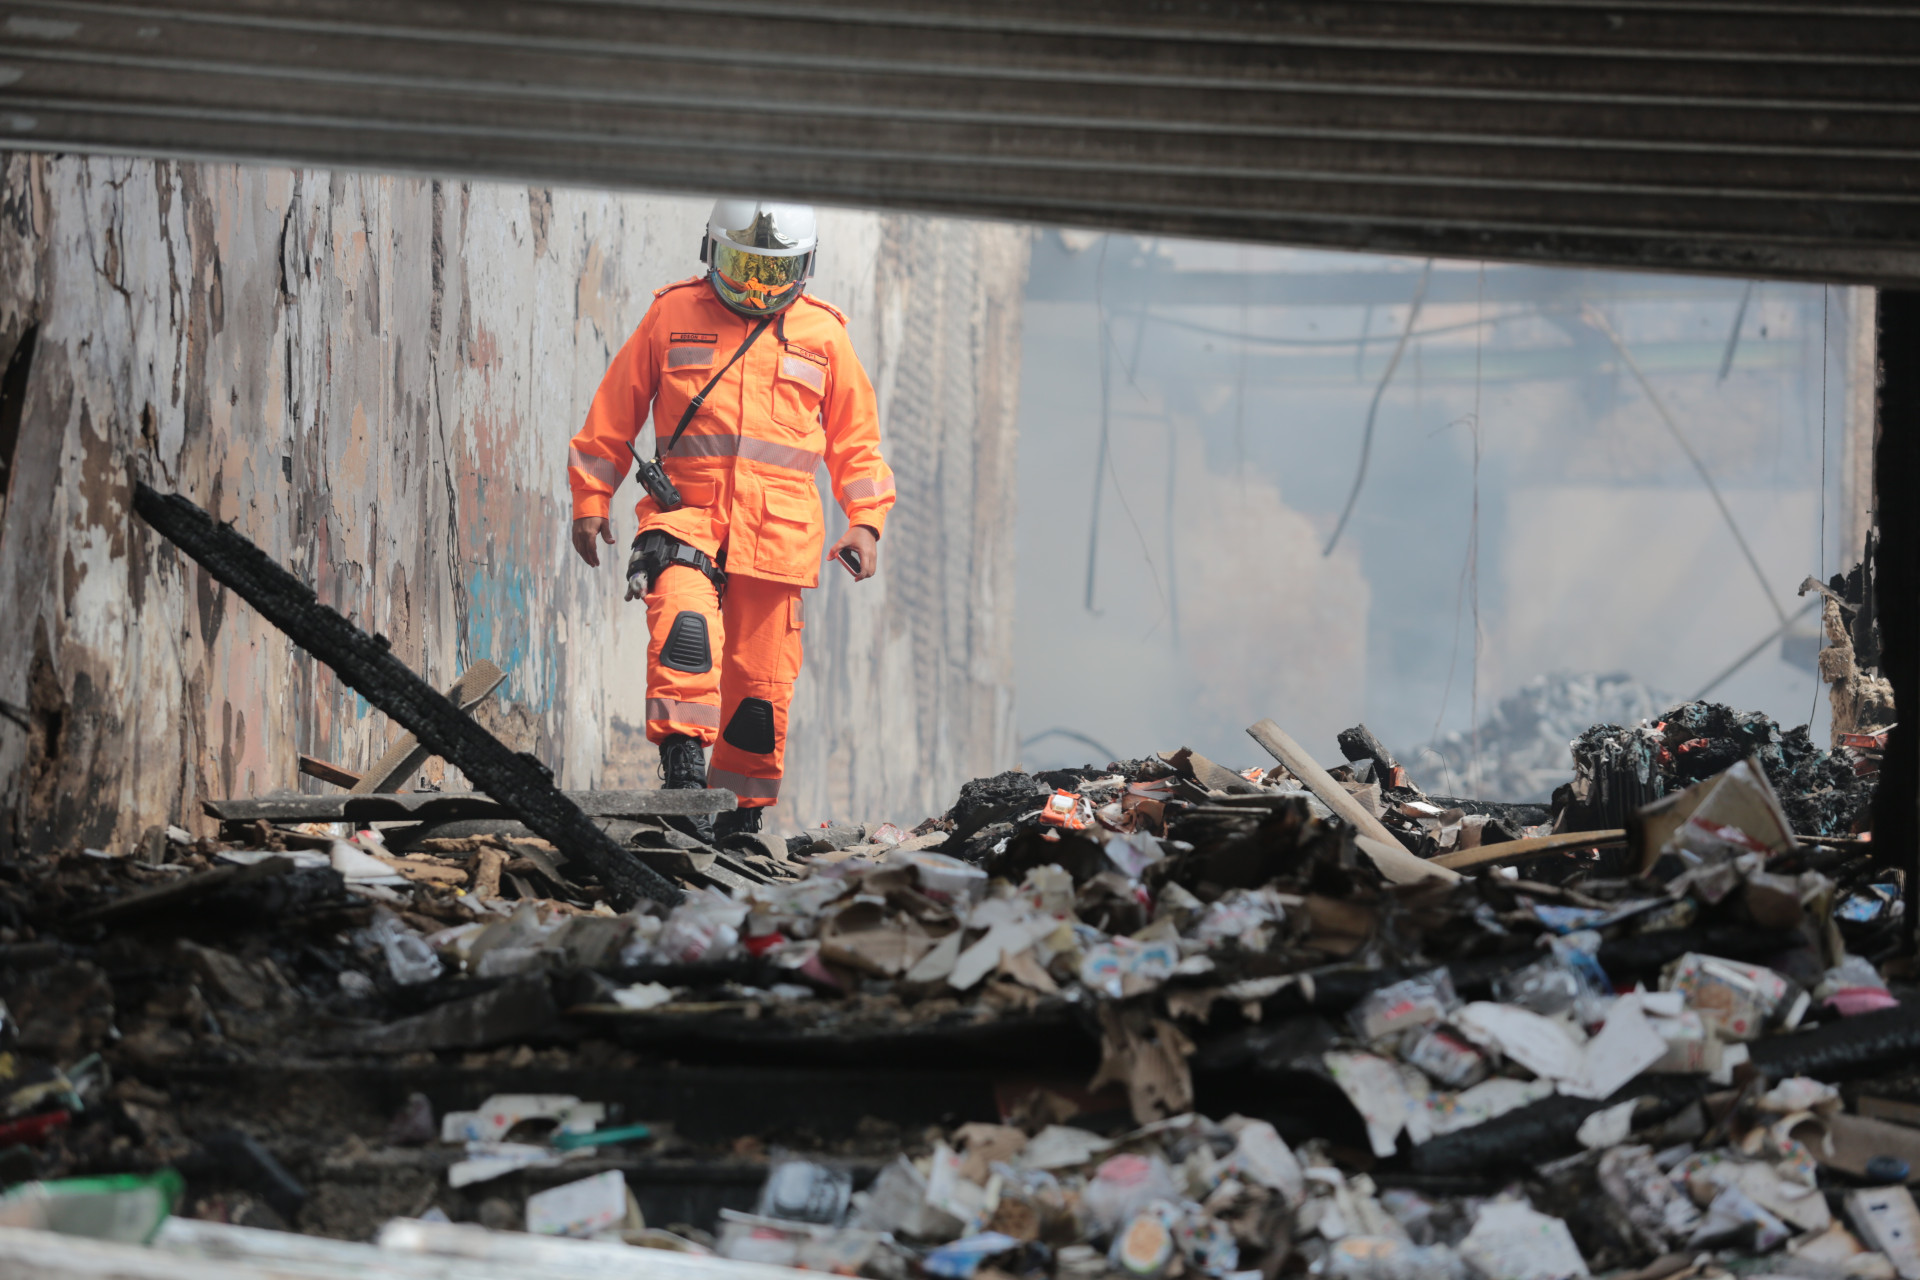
xmin=643 ymin=565 xmax=803 ymax=809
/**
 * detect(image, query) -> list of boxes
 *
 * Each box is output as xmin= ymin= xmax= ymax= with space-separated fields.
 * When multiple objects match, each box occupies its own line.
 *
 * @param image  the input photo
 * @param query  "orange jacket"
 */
xmin=569 ymin=278 xmax=896 ymax=588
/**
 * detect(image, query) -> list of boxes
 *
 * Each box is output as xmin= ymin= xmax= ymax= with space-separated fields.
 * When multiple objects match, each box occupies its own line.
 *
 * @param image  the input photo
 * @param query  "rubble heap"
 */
xmin=1561 ymin=700 xmax=1878 ymax=839
xmin=1424 ymin=673 xmax=1668 ymax=804
xmin=0 ymin=690 xmax=1916 ymax=1280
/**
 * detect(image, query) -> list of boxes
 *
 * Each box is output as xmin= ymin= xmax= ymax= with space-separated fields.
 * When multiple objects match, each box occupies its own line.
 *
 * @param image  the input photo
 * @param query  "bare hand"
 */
xmin=828 ymin=524 xmax=880 ymax=583
xmin=572 ymin=515 xmax=614 ymax=567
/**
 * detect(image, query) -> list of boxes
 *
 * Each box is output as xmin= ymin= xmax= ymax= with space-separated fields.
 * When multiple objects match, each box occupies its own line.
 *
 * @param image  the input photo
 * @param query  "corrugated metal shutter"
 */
xmin=1 ymin=1 xmax=1915 ymax=282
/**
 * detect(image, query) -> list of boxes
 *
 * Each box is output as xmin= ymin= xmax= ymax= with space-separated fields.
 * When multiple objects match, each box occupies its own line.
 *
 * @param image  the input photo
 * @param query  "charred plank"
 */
xmin=131 ymin=483 xmax=683 ymax=908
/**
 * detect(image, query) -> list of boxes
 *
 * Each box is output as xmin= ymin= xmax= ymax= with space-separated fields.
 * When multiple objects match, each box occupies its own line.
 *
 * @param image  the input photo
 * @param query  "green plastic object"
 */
xmin=551 ymin=1123 xmax=654 ymax=1151
xmin=0 ymin=1169 xmax=184 ymax=1243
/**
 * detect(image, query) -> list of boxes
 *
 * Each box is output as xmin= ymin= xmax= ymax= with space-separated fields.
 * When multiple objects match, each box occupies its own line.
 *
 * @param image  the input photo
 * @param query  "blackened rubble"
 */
xmin=1560 ymin=700 xmax=1878 ymax=840
xmin=2 ymin=673 xmax=1917 ymax=1280
xmin=3 ymin=508 xmax=1910 ymax=1278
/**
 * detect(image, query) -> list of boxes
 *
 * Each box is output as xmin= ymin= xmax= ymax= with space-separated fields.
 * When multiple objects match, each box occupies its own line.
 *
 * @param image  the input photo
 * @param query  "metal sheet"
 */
xmin=0 ymin=1 xmax=1915 ymax=281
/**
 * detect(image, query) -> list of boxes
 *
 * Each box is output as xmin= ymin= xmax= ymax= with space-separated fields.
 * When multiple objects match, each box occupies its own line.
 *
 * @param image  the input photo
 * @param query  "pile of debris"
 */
xmin=1560 ymin=699 xmax=1879 ymax=839
xmin=1422 ymin=673 xmax=1668 ymax=804
xmin=2 ymin=490 xmax=1910 ymax=1278
xmin=2 ymin=685 xmax=1917 ymax=1280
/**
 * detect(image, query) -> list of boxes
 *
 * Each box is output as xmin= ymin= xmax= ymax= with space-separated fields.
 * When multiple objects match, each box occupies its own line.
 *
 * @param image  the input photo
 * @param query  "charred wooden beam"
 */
xmin=131 ymin=482 xmax=684 ymax=908
xmin=1872 ymin=291 xmax=1919 ymax=952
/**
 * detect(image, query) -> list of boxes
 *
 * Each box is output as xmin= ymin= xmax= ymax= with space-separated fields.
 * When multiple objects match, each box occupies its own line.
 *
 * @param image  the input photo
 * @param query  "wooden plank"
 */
xmin=297 ymin=754 xmax=364 ymax=788
xmin=1859 ymin=1096 xmax=1920 ymax=1129
xmin=1432 ymin=828 xmax=1630 ymax=872
xmin=351 ymin=660 xmax=505 ymax=794
xmin=204 ymin=789 xmax=738 ymax=823
xmin=1246 ymin=718 xmax=1459 ymax=884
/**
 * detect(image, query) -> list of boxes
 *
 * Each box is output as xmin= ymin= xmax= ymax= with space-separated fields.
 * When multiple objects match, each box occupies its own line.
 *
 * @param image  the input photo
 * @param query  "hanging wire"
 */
xmin=1084 ymin=237 xmax=1111 ymax=614
xmin=1149 ymin=308 xmax=1503 ymax=350
xmin=1164 ymin=388 xmax=1181 ymax=650
xmin=1717 ymin=280 xmax=1756 ymax=383
xmin=1323 ymin=260 xmax=1434 ymax=557
xmin=1583 ymin=304 xmax=1790 ymax=630
xmin=1084 ymin=237 xmax=1170 ymax=624
xmin=1469 ymin=263 xmax=1485 ymax=794
xmin=1812 ymin=286 xmax=1830 ymax=726
xmin=1233 ymin=246 xmax=1250 ymax=508
xmin=1428 ymin=268 xmax=1491 ymax=770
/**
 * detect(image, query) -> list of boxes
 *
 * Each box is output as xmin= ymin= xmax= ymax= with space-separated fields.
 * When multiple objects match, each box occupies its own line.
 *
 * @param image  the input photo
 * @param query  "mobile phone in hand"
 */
xmin=837 ymin=545 xmax=862 ymax=576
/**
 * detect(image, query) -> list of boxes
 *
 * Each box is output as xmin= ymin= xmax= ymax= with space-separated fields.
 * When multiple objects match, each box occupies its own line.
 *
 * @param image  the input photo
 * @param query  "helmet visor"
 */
xmin=711 ymin=242 xmax=810 ymax=312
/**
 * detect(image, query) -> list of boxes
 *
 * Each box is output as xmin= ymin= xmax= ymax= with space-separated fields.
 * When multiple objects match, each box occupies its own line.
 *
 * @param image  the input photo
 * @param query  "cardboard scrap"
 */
xmin=1089 ymin=1004 xmax=1197 ymax=1124
xmin=955 ymin=1123 xmax=1029 ymax=1183
xmin=951 ymin=900 xmax=1058 ymax=991
xmin=1822 ymin=1114 xmax=1920 ymax=1186
xmin=1636 ymin=754 xmax=1797 ymax=874
xmin=819 ymin=899 xmax=944 ymax=977
xmin=1861 ymin=1097 xmax=1920 ymax=1130
xmin=1662 ymin=953 xmax=1789 ymax=1042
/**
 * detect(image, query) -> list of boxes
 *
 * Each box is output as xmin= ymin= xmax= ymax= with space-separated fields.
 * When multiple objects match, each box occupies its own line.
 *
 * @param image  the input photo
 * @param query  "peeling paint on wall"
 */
xmin=0 ymin=155 xmax=1027 ymax=852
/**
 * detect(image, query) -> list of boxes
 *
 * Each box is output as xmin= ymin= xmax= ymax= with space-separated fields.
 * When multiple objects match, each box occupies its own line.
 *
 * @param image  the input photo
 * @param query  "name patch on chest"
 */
xmin=670 ymin=332 xmax=718 ymax=344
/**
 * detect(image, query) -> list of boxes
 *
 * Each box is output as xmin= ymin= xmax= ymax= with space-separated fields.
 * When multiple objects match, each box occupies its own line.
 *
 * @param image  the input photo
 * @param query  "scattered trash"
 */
xmin=0 ymin=685 xmax=1907 ymax=1279
xmin=0 ymin=1171 xmax=184 ymax=1243
xmin=523 ymin=1170 xmax=637 ymax=1238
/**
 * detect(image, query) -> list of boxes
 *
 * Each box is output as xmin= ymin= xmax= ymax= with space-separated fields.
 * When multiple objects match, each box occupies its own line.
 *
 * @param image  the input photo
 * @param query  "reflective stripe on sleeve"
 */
xmin=645 ymin=697 xmax=721 ymax=728
xmin=707 ymin=766 xmax=781 ymax=799
xmin=569 ymin=445 xmax=626 ymax=490
xmin=841 ymin=474 xmax=896 ymax=503
xmin=666 ymin=432 xmax=823 ymax=474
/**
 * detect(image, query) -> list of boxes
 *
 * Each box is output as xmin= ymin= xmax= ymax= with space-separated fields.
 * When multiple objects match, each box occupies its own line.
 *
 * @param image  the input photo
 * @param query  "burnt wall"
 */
xmin=0 ymin=155 xmax=1026 ymax=852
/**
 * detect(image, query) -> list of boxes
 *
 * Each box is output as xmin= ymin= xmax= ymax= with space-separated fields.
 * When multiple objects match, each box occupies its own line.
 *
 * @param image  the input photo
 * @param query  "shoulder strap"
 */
xmin=660 ymin=316 xmax=774 ymax=456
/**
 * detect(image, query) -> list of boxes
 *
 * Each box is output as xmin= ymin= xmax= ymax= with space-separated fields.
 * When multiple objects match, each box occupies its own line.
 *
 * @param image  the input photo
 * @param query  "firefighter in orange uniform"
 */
xmin=567 ymin=200 xmax=895 ymax=845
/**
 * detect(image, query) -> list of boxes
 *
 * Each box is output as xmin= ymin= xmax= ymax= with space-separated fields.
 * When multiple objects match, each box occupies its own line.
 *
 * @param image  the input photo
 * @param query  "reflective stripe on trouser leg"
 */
xmin=707 ymin=574 xmax=803 ymax=809
xmin=643 ymin=563 xmax=723 ymax=745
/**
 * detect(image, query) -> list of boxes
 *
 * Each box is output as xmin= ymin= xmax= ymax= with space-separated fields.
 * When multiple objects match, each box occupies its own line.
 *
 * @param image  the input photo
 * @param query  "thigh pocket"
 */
xmin=754 ymin=484 xmax=824 ymax=578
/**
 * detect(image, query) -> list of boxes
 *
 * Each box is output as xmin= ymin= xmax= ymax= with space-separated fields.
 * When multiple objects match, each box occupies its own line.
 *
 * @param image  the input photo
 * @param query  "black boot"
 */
xmin=712 ymin=804 xmax=763 ymax=851
xmin=657 ymin=733 xmax=714 ymax=845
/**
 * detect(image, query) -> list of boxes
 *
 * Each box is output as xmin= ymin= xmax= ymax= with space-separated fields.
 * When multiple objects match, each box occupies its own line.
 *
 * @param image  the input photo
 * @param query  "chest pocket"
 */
xmin=659 ymin=343 xmax=722 ymax=430
xmin=771 ymin=347 xmax=828 ymax=429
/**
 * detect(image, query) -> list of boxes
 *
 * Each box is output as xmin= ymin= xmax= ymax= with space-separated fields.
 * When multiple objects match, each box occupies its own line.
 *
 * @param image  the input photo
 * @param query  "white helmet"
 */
xmin=702 ymin=199 xmax=817 ymax=316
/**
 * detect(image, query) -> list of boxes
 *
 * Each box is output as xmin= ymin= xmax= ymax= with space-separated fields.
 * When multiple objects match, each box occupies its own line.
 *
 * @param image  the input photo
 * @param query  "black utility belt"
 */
xmin=629 ymin=529 xmax=727 ymax=600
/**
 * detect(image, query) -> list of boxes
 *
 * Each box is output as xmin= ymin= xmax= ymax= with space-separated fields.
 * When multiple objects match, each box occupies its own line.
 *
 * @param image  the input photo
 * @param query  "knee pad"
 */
xmin=661 ymin=611 xmax=713 ymax=673
xmin=723 ymin=697 xmax=778 ymax=755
